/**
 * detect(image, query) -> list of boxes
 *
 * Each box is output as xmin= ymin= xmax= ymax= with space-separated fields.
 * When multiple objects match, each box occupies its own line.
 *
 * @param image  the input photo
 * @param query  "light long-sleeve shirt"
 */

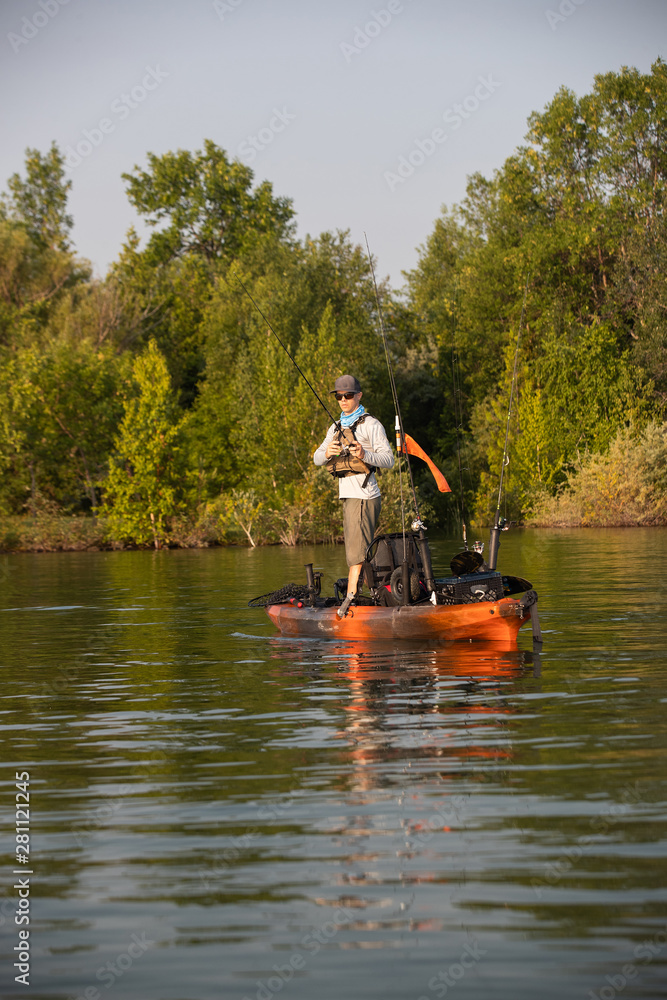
xmin=313 ymin=415 xmax=395 ymax=499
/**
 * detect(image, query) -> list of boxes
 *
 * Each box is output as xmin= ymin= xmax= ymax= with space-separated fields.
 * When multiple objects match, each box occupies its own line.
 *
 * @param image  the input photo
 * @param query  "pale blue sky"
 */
xmin=1 ymin=0 xmax=665 ymax=288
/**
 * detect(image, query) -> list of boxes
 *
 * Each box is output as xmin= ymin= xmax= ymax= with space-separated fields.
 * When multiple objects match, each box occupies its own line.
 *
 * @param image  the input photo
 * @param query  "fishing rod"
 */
xmin=229 ymin=268 xmax=343 ymax=431
xmin=450 ymin=283 xmax=470 ymax=552
xmin=363 ymin=235 xmax=421 ymax=526
xmin=364 ymin=235 xmax=436 ymax=597
xmin=488 ymin=275 xmax=530 ymax=571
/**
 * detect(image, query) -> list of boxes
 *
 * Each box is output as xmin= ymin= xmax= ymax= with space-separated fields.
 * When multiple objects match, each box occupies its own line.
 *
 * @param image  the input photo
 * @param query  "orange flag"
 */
xmin=400 ymin=434 xmax=451 ymax=493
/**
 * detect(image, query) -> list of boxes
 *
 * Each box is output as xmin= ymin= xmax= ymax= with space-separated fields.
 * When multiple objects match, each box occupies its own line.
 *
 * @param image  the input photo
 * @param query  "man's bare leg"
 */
xmin=347 ymin=562 xmax=362 ymax=597
xmin=337 ymin=563 xmax=363 ymax=618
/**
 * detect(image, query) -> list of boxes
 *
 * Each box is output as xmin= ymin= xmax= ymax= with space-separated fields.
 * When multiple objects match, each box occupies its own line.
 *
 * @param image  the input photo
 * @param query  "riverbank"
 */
xmin=0 ymin=515 xmax=109 ymax=553
xmin=0 ymin=509 xmax=345 ymax=553
xmin=0 ymin=514 xmax=227 ymax=553
xmin=1 ymin=510 xmax=664 ymax=553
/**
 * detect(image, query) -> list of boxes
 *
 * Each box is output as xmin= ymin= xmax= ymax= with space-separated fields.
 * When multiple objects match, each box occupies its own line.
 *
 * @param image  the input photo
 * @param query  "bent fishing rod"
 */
xmin=229 ymin=268 xmax=344 ymax=433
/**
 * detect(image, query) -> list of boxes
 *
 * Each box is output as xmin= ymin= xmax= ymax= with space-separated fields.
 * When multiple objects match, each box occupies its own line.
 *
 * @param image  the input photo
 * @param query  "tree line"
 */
xmin=1 ymin=60 xmax=666 ymax=548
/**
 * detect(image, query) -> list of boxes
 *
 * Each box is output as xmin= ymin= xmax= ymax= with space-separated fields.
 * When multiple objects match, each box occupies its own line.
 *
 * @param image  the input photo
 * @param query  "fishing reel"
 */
xmin=411 ymin=518 xmax=426 ymax=532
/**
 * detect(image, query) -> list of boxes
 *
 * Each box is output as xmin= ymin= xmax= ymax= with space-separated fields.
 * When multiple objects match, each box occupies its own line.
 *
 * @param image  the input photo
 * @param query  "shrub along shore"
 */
xmin=2 ymin=419 xmax=666 ymax=555
xmin=0 ymin=466 xmax=434 ymax=552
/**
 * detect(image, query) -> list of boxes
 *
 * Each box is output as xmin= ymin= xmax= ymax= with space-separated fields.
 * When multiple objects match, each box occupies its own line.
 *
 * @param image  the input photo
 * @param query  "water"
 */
xmin=1 ymin=529 xmax=666 ymax=1000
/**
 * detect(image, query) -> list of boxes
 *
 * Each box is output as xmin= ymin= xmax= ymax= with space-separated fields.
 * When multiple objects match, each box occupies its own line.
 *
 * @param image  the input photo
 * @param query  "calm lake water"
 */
xmin=1 ymin=529 xmax=666 ymax=1000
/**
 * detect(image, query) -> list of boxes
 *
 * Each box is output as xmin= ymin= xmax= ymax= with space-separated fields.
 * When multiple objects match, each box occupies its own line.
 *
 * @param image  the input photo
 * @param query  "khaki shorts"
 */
xmin=343 ymin=497 xmax=381 ymax=566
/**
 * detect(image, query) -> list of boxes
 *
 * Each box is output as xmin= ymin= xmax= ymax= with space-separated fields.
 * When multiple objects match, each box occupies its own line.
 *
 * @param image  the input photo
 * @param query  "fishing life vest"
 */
xmin=325 ymin=414 xmax=376 ymax=483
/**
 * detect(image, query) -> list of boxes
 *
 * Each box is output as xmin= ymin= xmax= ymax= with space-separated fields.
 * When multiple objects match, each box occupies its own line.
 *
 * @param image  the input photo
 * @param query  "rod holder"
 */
xmin=401 ymin=561 xmax=410 ymax=605
xmin=488 ymin=526 xmax=500 ymax=570
xmin=488 ymin=515 xmax=506 ymax=571
xmin=415 ymin=529 xmax=436 ymax=594
xmin=529 ymin=602 xmax=543 ymax=644
xmin=304 ymin=563 xmax=321 ymax=606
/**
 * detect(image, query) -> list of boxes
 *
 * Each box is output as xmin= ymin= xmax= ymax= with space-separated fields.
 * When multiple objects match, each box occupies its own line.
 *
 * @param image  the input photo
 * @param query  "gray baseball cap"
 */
xmin=331 ymin=375 xmax=362 ymax=394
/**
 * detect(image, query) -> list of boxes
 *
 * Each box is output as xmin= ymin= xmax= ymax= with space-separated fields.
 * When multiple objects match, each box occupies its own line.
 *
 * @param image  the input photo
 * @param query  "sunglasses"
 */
xmin=335 ymin=392 xmax=358 ymax=400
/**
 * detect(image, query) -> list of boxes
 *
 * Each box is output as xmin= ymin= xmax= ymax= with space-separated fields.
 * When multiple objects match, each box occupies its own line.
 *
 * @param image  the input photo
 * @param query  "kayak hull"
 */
xmin=266 ymin=597 xmax=530 ymax=642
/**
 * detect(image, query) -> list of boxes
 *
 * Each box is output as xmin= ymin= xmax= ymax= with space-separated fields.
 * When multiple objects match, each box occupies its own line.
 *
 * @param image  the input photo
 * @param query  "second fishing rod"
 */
xmin=229 ymin=268 xmax=373 ymax=479
xmin=364 ymin=235 xmax=437 ymax=597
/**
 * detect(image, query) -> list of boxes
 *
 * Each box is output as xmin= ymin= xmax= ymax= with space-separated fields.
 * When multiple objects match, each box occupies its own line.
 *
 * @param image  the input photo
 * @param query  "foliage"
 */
xmin=3 ymin=142 xmax=73 ymax=251
xmin=187 ymin=230 xmax=391 ymax=497
xmin=0 ymin=143 xmax=88 ymax=349
xmin=0 ymin=507 xmax=108 ymax=553
xmin=122 ymin=139 xmax=294 ymax=265
xmin=0 ymin=342 xmax=127 ymax=514
xmin=528 ymin=421 xmax=667 ymax=526
xmin=406 ymin=59 xmax=667 ymax=523
xmin=110 ymin=141 xmax=297 ymax=403
xmin=3 ymin=61 xmax=667 ymax=545
xmin=471 ymin=321 xmax=648 ymax=522
xmin=217 ymin=489 xmax=267 ymax=548
xmin=103 ymin=341 xmax=187 ymax=548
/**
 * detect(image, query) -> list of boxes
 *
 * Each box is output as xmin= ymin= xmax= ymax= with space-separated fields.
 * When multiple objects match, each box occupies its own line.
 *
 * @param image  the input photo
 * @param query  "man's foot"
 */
xmin=337 ymin=592 xmax=356 ymax=619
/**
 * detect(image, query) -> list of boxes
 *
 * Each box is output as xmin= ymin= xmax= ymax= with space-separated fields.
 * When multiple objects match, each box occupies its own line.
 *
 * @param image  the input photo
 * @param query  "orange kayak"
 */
xmin=266 ymin=595 xmax=530 ymax=642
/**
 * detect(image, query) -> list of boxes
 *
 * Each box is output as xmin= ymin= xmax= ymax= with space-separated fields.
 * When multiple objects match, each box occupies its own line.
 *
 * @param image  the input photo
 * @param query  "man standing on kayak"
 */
xmin=313 ymin=375 xmax=394 ymax=614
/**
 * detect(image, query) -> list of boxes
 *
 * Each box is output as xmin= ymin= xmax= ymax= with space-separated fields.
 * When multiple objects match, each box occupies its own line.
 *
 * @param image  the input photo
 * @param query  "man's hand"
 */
xmin=325 ymin=438 xmax=365 ymax=461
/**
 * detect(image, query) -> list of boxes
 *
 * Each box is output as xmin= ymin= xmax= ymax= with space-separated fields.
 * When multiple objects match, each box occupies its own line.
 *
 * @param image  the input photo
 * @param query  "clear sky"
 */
xmin=1 ymin=0 xmax=665 ymax=289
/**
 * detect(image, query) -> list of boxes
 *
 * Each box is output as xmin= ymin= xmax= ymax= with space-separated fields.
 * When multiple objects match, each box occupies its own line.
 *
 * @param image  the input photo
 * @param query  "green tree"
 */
xmin=609 ymin=212 xmax=667 ymax=406
xmin=0 ymin=350 xmax=50 ymax=515
xmin=0 ymin=344 xmax=127 ymax=514
xmin=406 ymin=60 xmax=667 ymax=522
xmin=3 ymin=142 xmax=73 ymax=251
xmin=103 ymin=341 xmax=186 ymax=547
xmin=113 ymin=141 xmax=295 ymax=401
xmin=529 ymin=420 xmax=667 ymax=526
xmin=472 ymin=323 xmax=647 ymax=520
xmin=0 ymin=144 xmax=89 ymax=349
xmin=186 ymin=230 xmax=392 ymax=497
xmin=121 ymin=139 xmax=294 ymax=265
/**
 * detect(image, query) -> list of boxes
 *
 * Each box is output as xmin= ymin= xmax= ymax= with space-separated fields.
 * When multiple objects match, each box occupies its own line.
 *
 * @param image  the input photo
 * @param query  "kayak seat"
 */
xmin=362 ymin=533 xmax=427 ymax=605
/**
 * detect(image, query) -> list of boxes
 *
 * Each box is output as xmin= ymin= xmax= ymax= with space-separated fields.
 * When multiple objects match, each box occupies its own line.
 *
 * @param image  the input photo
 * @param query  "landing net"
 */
xmin=248 ymin=584 xmax=312 ymax=607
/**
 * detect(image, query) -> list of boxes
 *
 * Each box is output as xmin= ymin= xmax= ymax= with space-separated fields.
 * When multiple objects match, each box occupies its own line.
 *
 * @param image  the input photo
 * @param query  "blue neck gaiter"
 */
xmin=339 ymin=404 xmax=365 ymax=428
